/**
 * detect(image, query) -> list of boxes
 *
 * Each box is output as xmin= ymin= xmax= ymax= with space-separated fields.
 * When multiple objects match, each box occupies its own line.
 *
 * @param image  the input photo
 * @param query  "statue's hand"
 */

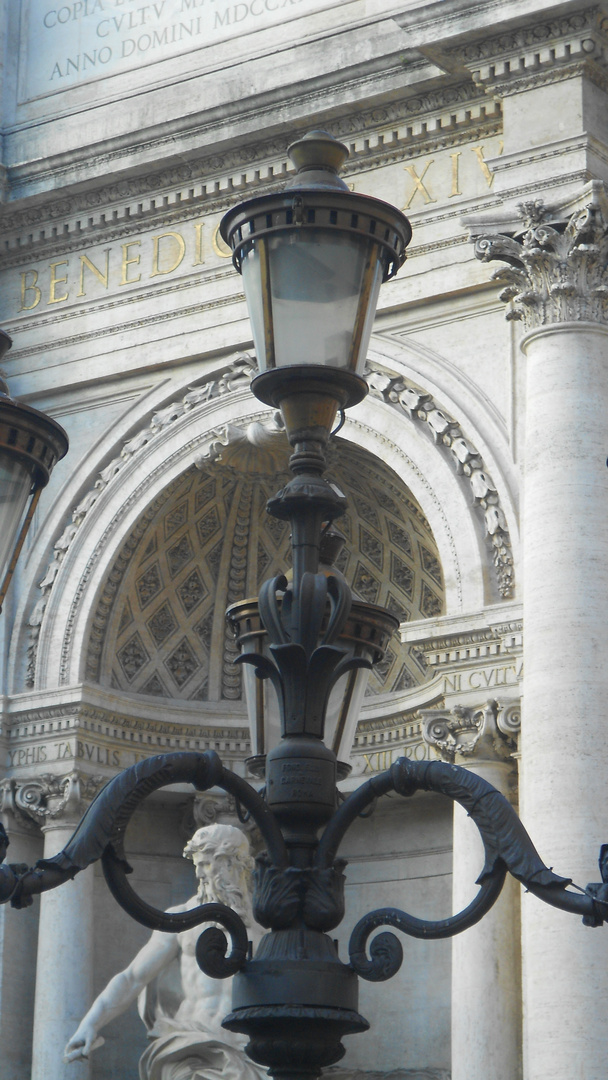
xmin=63 ymin=1023 xmax=105 ymax=1062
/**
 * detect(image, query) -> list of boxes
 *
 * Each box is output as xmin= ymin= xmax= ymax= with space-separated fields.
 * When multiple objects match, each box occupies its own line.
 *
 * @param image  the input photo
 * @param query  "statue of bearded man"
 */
xmin=64 ymin=823 xmax=267 ymax=1080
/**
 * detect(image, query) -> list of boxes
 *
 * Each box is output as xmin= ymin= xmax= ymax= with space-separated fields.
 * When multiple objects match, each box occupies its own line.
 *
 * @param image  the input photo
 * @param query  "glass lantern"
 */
xmin=220 ymin=131 xmax=412 ymax=444
xmin=0 ymin=332 xmax=69 ymax=610
xmin=227 ymin=595 xmax=398 ymax=776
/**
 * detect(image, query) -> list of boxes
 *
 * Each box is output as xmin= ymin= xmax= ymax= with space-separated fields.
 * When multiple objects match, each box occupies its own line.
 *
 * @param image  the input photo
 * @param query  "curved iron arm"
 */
xmin=315 ymin=757 xmax=603 ymax=979
xmin=4 ymin=752 xmax=287 ymax=914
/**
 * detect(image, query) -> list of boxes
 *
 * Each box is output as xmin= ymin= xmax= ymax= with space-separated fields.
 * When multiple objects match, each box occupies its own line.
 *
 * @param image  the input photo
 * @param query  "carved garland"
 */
xmin=365 ymin=362 xmax=514 ymax=598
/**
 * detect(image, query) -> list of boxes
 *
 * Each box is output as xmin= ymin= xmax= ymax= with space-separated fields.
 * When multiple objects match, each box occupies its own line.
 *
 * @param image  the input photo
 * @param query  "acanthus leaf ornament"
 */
xmin=471 ymin=187 xmax=608 ymax=329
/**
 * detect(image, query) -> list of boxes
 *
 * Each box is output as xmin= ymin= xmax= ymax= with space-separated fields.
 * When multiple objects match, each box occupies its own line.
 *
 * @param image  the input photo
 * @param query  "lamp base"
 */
xmin=251 ymin=367 xmax=367 ymax=449
xmin=224 ymin=930 xmax=369 ymax=1080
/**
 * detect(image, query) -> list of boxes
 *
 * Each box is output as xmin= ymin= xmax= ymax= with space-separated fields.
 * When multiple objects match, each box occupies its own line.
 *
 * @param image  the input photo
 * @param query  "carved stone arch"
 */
xmin=8 ymin=353 xmax=258 ymax=694
xmin=24 ymin=339 xmax=516 ymax=695
xmin=32 ymin=386 xmax=266 ymax=692
xmin=28 ymin=416 xmax=449 ymax=700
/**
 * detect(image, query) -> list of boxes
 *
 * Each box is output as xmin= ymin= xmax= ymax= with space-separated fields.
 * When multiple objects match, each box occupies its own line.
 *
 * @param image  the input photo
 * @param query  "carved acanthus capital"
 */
xmin=0 ymin=771 xmax=105 ymax=828
xmin=471 ymin=187 xmax=608 ymax=329
xmin=422 ymin=699 xmax=520 ymax=765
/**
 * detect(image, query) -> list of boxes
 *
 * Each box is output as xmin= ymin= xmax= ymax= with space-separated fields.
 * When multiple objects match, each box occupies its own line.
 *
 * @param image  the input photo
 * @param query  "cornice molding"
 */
xmin=444 ymin=5 xmax=608 ymax=96
xmin=0 ymin=81 xmax=499 ymax=260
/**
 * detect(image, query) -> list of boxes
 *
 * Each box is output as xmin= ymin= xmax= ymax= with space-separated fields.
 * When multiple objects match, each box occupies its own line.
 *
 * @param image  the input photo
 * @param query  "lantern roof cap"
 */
xmin=285 ymin=130 xmax=350 ymax=193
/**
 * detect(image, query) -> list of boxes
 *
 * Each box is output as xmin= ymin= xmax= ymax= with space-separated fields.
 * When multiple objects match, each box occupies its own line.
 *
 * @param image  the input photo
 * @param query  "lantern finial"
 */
xmin=286 ymin=131 xmax=350 ymax=191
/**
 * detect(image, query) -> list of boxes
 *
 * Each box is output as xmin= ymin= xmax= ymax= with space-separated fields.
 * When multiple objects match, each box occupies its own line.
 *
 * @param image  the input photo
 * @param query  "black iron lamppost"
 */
xmin=0 ymin=330 xmax=68 ymax=612
xmin=1 ymin=132 xmax=608 ymax=1080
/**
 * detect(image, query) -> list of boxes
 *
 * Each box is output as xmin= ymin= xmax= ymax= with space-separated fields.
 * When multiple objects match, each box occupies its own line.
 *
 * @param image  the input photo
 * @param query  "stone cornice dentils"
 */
xmin=0 ymin=80 xmax=498 ymax=261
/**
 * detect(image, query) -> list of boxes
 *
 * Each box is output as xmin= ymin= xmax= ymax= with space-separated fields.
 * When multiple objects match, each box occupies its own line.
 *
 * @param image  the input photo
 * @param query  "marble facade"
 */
xmin=0 ymin=1 xmax=607 ymax=1078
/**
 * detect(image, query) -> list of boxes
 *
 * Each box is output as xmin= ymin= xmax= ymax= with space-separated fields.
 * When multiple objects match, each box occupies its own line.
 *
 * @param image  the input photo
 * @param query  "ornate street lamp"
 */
xmin=1 ymin=133 xmax=607 ymax=1080
xmin=0 ymin=331 xmax=68 ymax=611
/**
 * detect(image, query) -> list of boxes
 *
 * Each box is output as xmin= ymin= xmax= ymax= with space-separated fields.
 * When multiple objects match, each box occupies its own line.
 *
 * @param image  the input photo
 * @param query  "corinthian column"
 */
xmin=25 ymin=772 xmax=103 ymax=1080
xmin=473 ymin=188 xmax=608 ymax=1080
xmin=423 ymin=700 xmax=521 ymax=1080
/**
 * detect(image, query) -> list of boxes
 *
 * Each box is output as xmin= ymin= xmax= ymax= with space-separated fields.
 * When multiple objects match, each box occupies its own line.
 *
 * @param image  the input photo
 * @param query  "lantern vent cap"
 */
xmin=285 ymin=130 xmax=350 ymax=192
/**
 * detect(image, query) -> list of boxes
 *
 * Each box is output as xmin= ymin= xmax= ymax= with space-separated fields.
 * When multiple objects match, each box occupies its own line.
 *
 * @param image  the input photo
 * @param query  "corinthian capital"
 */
xmin=471 ymin=186 xmax=608 ymax=329
xmin=422 ymin=699 xmax=520 ymax=765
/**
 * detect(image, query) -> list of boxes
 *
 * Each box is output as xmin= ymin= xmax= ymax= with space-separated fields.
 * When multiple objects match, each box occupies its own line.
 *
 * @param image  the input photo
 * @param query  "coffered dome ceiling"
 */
xmin=93 ymin=435 xmax=444 ymax=703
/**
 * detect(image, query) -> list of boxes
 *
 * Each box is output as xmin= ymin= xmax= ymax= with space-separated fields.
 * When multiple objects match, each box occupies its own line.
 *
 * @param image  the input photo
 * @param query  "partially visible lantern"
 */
xmin=0 ymin=332 xmax=69 ymax=610
xmin=227 ymin=595 xmax=398 ymax=775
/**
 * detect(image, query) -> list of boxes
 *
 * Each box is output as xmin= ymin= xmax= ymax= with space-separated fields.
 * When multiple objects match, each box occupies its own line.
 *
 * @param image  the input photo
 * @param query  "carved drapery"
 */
xmin=471 ymin=187 xmax=608 ymax=329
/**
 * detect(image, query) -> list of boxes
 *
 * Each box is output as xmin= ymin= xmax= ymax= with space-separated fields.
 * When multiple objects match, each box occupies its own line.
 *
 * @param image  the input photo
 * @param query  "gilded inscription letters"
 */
xmin=442 ymin=660 xmax=523 ymax=696
xmin=402 ymin=142 xmax=503 ymax=209
xmin=17 ymin=219 xmax=212 ymax=312
xmin=6 ymin=740 xmax=121 ymax=768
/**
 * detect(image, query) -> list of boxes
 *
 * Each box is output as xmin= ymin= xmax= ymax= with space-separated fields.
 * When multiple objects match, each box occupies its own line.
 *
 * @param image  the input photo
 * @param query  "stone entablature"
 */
xmin=1 ymin=671 xmax=452 ymax=784
xmin=3 ymin=693 xmax=252 ymax=779
xmin=445 ymin=5 xmax=608 ymax=97
xmin=0 ymin=83 xmax=502 ymax=258
xmin=401 ymin=606 xmax=522 ymax=705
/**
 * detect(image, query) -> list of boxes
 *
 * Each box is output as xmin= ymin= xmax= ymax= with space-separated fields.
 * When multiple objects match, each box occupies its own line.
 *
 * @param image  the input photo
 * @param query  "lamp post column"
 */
xmin=29 ymin=773 xmax=98 ymax=1080
xmin=473 ymin=192 xmax=608 ymax=1080
xmin=423 ymin=701 xmax=521 ymax=1080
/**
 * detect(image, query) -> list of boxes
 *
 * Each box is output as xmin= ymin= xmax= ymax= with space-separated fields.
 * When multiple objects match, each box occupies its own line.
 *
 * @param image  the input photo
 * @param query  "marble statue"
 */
xmin=64 ymin=823 xmax=266 ymax=1080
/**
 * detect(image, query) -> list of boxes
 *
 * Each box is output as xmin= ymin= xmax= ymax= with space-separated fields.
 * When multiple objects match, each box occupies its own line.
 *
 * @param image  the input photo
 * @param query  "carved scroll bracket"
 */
xmin=0 ymin=771 xmax=105 ymax=830
xmin=421 ymin=698 xmax=520 ymax=766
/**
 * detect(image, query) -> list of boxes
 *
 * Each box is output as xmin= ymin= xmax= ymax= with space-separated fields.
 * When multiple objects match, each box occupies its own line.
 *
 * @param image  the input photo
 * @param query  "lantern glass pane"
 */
xmin=325 ymin=664 xmax=372 ymax=762
xmin=241 ymin=230 xmax=384 ymax=375
xmin=0 ymin=452 xmax=33 ymax=587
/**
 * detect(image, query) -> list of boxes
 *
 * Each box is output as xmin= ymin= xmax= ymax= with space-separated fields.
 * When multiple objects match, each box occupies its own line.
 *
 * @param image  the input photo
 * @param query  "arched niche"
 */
xmin=17 ymin=339 xmax=517 ymax=695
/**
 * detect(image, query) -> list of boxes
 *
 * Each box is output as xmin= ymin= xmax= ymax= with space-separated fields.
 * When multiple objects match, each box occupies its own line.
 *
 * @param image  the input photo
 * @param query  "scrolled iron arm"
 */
xmin=1 ymin=753 xmax=288 ymax=971
xmin=315 ymin=757 xmax=604 ymax=981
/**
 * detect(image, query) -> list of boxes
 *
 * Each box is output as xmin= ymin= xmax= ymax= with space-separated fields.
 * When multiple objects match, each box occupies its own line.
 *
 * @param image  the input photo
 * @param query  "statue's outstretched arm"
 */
xmin=64 ymin=924 xmax=181 ymax=1062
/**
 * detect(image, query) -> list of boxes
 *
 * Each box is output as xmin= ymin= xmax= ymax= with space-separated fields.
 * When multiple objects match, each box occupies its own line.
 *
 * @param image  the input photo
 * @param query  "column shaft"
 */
xmin=451 ymin=759 xmax=521 ymax=1080
xmin=521 ymin=323 xmax=608 ymax=1080
xmin=0 ymin=820 xmax=42 ymax=1080
xmin=31 ymin=821 xmax=93 ymax=1080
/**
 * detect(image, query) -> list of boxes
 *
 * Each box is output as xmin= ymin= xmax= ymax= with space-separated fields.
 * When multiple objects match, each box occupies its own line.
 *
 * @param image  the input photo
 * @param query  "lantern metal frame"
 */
xmin=220 ymin=130 xmax=412 ymax=420
xmin=0 ymin=331 xmax=69 ymax=611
